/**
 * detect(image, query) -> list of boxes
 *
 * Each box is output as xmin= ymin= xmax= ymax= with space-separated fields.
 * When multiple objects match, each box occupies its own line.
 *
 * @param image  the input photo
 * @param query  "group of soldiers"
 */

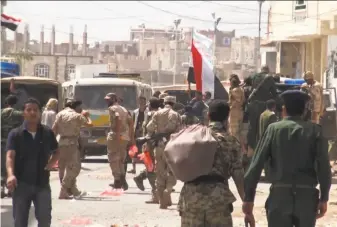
xmin=1 ymin=65 xmax=333 ymax=226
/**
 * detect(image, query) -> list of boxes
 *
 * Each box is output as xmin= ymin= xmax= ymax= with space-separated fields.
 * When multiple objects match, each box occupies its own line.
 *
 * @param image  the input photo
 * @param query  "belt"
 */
xmin=272 ymin=183 xmax=316 ymax=189
xmin=186 ymin=175 xmax=228 ymax=186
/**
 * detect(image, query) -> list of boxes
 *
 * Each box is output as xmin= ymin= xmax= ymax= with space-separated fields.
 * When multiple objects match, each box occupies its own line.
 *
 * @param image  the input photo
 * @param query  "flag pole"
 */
xmin=188 ymin=27 xmax=194 ymax=99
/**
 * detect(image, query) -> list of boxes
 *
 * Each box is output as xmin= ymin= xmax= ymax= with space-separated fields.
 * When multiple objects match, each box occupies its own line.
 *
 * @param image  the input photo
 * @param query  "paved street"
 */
xmin=1 ymin=156 xmax=337 ymax=227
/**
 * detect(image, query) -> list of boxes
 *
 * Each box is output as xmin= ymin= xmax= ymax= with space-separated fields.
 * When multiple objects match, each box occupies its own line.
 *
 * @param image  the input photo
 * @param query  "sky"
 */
xmin=4 ymin=1 xmax=270 ymax=44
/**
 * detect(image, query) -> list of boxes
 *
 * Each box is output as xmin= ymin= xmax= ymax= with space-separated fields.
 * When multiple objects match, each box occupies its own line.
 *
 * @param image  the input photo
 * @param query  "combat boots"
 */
xmin=110 ymin=179 xmax=122 ymax=189
xmin=133 ymin=171 xmax=146 ymax=191
xmin=145 ymin=192 xmax=159 ymax=204
xmin=122 ymin=174 xmax=128 ymax=191
xmin=157 ymin=190 xmax=169 ymax=209
xmin=58 ymin=187 xmax=72 ymax=200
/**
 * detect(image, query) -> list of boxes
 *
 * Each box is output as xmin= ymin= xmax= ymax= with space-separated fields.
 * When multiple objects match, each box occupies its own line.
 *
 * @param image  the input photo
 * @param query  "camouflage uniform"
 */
xmin=1 ymin=107 xmax=23 ymax=196
xmin=146 ymin=96 xmax=181 ymax=209
xmin=53 ymin=107 xmax=88 ymax=198
xmin=229 ymin=86 xmax=245 ymax=140
xmin=301 ymin=72 xmax=324 ymax=124
xmin=107 ymin=103 xmax=131 ymax=188
xmin=134 ymin=110 xmax=159 ymax=203
xmin=178 ymin=122 xmax=243 ymax=226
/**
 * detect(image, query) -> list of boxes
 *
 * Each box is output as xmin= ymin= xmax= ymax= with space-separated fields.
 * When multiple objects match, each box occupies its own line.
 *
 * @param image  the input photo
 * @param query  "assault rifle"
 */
xmin=136 ymin=132 xmax=173 ymax=147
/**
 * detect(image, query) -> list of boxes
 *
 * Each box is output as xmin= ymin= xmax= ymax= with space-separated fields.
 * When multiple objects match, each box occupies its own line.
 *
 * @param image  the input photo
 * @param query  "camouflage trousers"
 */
xmin=107 ymin=139 xmax=128 ymax=180
xmin=59 ymin=145 xmax=81 ymax=194
xmin=181 ymin=208 xmax=233 ymax=227
xmin=311 ymin=111 xmax=320 ymax=124
xmin=154 ymin=144 xmax=176 ymax=193
xmin=229 ymin=109 xmax=243 ymax=141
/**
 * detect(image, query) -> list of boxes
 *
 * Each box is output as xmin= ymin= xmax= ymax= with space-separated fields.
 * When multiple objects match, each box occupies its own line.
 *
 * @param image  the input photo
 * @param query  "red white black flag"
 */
xmin=1 ymin=13 xmax=21 ymax=31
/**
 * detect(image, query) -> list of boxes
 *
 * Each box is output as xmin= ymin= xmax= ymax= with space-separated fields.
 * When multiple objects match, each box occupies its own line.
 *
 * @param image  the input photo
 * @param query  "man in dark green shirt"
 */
xmin=243 ymin=90 xmax=332 ymax=227
xmin=258 ymin=99 xmax=277 ymax=141
xmin=246 ymin=65 xmax=278 ymax=159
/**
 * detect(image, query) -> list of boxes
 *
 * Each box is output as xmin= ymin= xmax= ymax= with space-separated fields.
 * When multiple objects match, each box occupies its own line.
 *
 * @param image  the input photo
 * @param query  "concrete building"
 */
xmin=20 ymin=54 xmax=93 ymax=82
xmin=3 ymin=23 xmax=92 ymax=82
xmin=231 ymin=36 xmax=260 ymax=67
xmin=263 ymin=0 xmax=337 ymax=80
xmin=130 ymin=26 xmax=177 ymax=41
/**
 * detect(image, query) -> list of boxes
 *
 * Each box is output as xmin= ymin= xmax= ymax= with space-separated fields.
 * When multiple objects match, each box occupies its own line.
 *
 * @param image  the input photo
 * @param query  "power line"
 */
xmin=9 ymin=11 xmax=146 ymax=21
xmin=205 ymin=1 xmax=291 ymax=16
xmin=137 ymin=1 xmax=337 ymax=26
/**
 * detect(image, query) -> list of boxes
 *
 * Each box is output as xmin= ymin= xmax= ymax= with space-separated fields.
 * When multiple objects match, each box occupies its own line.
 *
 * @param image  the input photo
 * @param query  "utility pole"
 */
xmin=211 ymin=13 xmax=221 ymax=71
xmin=173 ymin=19 xmax=181 ymax=85
xmin=257 ymin=0 xmax=265 ymax=72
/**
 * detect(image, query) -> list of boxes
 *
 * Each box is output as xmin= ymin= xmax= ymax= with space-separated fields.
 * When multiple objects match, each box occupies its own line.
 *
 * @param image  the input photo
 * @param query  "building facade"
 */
xmin=264 ymin=0 xmax=337 ymax=80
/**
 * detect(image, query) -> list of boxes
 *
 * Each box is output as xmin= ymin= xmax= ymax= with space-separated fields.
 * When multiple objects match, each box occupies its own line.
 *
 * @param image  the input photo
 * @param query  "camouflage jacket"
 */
xmin=1 ymin=107 xmax=23 ymax=143
xmin=301 ymin=81 xmax=324 ymax=113
xmin=146 ymin=105 xmax=181 ymax=143
xmin=178 ymin=121 xmax=243 ymax=213
xmin=53 ymin=107 xmax=88 ymax=146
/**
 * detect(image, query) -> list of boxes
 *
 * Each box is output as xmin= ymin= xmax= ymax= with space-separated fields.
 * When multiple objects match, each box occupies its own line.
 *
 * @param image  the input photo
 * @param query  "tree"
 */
xmin=8 ymin=51 xmax=33 ymax=75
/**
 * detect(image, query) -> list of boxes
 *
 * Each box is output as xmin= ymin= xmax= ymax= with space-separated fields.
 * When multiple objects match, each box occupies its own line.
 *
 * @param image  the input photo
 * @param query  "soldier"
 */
xmin=133 ymin=97 xmax=161 ymax=204
xmin=301 ymin=71 xmax=324 ymax=124
xmin=158 ymin=93 xmax=168 ymax=109
xmin=105 ymin=93 xmax=134 ymax=190
xmin=229 ymin=74 xmax=245 ymax=141
xmin=181 ymin=105 xmax=199 ymax=127
xmin=243 ymin=90 xmax=332 ymax=227
xmin=258 ymin=99 xmax=277 ymax=140
xmin=128 ymin=96 xmax=148 ymax=174
xmin=146 ymin=96 xmax=181 ymax=209
xmin=246 ymin=65 xmax=278 ymax=159
xmin=179 ymin=101 xmax=245 ymax=227
xmin=153 ymin=91 xmax=161 ymax=98
xmin=52 ymin=99 xmax=93 ymax=199
xmin=189 ymin=91 xmax=207 ymax=124
xmin=1 ymin=95 xmax=23 ymax=198
xmin=203 ymin=91 xmax=212 ymax=105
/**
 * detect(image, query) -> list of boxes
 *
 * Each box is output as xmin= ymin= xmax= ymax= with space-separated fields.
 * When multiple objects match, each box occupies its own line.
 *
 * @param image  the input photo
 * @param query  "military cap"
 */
xmin=65 ymin=98 xmax=82 ymax=108
xmin=104 ymin=92 xmax=117 ymax=100
xmin=164 ymin=95 xmax=176 ymax=103
xmin=280 ymin=90 xmax=309 ymax=104
xmin=303 ymin=71 xmax=314 ymax=80
xmin=261 ymin=64 xmax=269 ymax=72
xmin=159 ymin=93 xmax=168 ymax=99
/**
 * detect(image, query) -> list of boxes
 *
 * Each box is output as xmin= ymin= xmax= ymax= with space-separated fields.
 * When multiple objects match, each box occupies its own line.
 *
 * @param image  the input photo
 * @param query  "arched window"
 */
xmin=34 ymin=64 xmax=50 ymax=78
xmin=65 ymin=64 xmax=76 ymax=81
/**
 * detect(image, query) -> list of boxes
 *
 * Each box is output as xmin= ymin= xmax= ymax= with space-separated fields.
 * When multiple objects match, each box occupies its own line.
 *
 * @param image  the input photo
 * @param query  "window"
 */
xmin=34 ymin=64 xmax=49 ymax=78
xmin=294 ymin=0 xmax=307 ymax=10
xmin=65 ymin=64 xmax=75 ymax=81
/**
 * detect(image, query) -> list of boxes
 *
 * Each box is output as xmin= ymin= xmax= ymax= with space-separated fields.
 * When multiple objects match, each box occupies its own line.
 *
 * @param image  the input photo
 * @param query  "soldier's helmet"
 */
xmin=303 ymin=71 xmax=314 ymax=80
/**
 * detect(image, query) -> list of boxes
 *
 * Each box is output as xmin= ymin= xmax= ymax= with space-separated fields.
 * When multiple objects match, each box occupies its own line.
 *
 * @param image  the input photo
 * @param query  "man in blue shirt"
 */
xmin=6 ymin=98 xmax=59 ymax=227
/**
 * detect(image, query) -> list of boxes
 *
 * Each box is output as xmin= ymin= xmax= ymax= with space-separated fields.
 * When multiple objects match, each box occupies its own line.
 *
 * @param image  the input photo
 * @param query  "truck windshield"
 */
xmin=75 ymin=85 xmax=137 ymax=110
xmin=1 ymin=83 xmax=59 ymax=110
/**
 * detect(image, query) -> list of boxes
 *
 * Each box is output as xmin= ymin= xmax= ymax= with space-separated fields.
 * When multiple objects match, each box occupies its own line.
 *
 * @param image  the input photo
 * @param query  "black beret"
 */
xmin=280 ymin=90 xmax=309 ymax=104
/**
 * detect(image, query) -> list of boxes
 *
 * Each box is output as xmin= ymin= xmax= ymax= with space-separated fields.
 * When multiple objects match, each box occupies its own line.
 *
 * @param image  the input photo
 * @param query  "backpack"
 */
xmin=164 ymin=124 xmax=218 ymax=182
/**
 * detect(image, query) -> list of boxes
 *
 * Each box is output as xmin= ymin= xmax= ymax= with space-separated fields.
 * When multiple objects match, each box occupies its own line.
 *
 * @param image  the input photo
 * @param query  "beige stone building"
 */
xmin=231 ymin=36 xmax=260 ymax=67
xmin=20 ymin=55 xmax=93 ymax=82
xmin=263 ymin=0 xmax=337 ymax=80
